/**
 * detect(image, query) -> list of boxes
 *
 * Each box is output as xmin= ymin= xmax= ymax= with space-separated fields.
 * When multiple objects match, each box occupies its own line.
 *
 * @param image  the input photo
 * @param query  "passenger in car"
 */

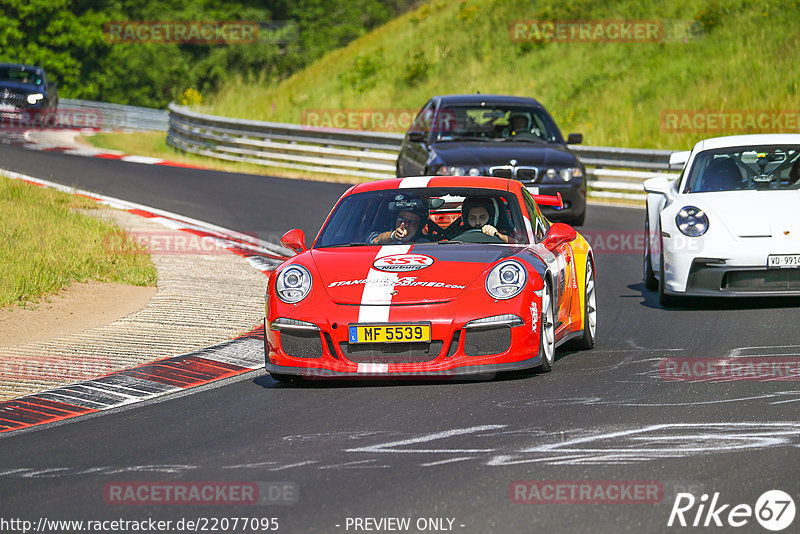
xmin=369 ymin=206 xmax=430 ymax=245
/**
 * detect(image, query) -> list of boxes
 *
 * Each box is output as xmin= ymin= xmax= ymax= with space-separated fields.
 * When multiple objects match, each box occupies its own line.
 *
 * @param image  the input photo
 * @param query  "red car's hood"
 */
xmin=309 ymin=245 xmax=521 ymax=304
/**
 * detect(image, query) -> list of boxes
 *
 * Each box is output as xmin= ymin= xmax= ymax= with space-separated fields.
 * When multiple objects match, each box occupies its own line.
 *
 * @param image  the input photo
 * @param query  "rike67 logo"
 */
xmin=668 ymin=490 xmax=795 ymax=531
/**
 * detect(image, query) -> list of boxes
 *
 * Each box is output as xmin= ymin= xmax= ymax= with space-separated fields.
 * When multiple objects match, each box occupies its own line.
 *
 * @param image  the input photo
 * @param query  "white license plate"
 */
xmin=526 ymin=186 xmax=539 ymax=195
xmin=767 ymin=254 xmax=800 ymax=268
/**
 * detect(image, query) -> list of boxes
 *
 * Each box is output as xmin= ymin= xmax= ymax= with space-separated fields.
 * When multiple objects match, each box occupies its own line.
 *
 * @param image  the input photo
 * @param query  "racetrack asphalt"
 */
xmin=0 ymin=143 xmax=799 ymax=533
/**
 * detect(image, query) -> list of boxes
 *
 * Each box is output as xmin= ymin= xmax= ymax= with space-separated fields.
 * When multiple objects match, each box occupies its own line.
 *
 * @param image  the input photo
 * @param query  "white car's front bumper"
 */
xmin=663 ymin=233 xmax=800 ymax=296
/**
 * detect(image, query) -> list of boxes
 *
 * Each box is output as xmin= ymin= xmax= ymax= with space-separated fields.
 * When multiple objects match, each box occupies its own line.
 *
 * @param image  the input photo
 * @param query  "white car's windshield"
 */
xmin=314 ymin=187 xmax=529 ymax=248
xmin=685 ymin=145 xmax=800 ymax=193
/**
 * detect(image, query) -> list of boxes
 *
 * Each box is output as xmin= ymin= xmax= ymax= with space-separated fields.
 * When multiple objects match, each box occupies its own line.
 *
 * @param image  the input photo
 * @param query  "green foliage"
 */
xmin=0 ymin=0 xmax=415 ymax=107
xmin=402 ymin=50 xmax=430 ymax=86
xmin=339 ymin=51 xmax=384 ymax=93
xmin=203 ymin=0 xmax=800 ymax=149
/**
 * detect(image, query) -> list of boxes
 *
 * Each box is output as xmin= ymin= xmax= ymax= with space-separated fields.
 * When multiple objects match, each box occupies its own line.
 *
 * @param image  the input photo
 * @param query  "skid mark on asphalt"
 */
xmin=4 ymin=422 xmax=800 ymax=474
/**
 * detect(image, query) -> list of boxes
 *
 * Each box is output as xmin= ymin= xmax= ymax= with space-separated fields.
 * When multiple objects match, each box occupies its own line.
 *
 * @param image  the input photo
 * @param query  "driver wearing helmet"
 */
xmin=459 ymin=197 xmax=511 ymax=243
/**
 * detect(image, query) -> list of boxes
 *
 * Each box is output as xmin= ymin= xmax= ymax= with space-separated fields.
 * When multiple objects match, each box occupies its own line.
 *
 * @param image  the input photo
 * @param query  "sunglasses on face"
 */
xmin=397 ymin=216 xmax=420 ymax=226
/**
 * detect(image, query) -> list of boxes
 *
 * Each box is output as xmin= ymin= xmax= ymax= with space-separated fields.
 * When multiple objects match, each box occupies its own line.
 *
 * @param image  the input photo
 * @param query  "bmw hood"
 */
xmin=430 ymin=141 xmax=578 ymax=169
xmin=308 ymin=245 xmax=522 ymax=304
xmin=687 ymin=190 xmax=800 ymax=237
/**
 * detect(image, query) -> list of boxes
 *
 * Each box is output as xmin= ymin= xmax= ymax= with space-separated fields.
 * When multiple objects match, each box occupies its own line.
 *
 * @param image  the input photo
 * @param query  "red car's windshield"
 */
xmin=314 ymin=187 xmax=529 ymax=248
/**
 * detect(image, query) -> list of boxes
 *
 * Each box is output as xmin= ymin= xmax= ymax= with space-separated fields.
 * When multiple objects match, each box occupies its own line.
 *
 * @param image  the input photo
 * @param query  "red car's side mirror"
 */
xmin=543 ymin=223 xmax=577 ymax=251
xmin=281 ymin=229 xmax=307 ymax=254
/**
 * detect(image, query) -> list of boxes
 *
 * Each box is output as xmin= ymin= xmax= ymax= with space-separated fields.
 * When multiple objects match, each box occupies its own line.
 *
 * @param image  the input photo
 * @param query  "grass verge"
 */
xmin=0 ymin=176 xmax=157 ymax=308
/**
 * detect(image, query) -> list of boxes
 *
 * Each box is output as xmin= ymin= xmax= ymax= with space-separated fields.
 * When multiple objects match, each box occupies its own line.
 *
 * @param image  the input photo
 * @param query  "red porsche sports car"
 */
xmin=265 ymin=176 xmax=595 ymax=380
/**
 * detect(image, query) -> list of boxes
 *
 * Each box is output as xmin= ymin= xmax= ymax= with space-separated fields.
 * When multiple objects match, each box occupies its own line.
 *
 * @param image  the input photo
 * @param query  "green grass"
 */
xmin=0 ymin=176 xmax=157 ymax=308
xmin=194 ymin=0 xmax=800 ymax=150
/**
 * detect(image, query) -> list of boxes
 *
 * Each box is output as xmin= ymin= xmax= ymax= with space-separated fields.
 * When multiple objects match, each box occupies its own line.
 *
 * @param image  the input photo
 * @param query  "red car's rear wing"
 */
xmin=532 ymin=192 xmax=563 ymax=208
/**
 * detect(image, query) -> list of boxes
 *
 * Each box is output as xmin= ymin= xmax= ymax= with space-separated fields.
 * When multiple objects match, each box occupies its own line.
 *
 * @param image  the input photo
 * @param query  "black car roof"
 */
xmin=433 ymin=94 xmax=544 ymax=108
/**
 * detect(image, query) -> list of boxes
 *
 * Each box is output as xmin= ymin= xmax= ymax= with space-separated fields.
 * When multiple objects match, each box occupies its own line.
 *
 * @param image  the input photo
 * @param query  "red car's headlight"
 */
xmin=485 ymin=260 xmax=527 ymax=300
xmin=275 ymin=265 xmax=312 ymax=303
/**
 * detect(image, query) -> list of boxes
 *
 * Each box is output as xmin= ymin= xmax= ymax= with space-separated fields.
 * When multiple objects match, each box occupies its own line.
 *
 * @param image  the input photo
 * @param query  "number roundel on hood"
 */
xmin=373 ymin=254 xmax=434 ymax=272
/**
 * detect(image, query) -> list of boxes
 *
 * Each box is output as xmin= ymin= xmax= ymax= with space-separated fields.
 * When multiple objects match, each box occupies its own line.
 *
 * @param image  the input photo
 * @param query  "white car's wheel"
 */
xmin=657 ymin=223 xmax=679 ymax=307
xmin=643 ymin=211 xmax=658 ymax=291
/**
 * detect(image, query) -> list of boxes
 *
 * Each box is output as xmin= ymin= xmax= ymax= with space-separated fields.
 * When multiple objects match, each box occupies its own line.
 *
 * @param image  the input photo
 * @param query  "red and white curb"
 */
xmin=2 ymin=128 xmax=206 ymax=169
xmin=0 ymin=168 xmax=292 ymax=434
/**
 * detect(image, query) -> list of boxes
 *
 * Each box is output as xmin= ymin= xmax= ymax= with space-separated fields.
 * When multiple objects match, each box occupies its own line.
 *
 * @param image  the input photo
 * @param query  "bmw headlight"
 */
xmin=26 ymin=93 xmax=44 ymax=105
xmin=276 ymin=265 xmax=312 ymax=303
xmin=486 ymin=260 xmax=527 ymax=300
xmin=676 ymin=206 xmax=709 ymax=237
xmin=544 ymin=167 xmax=582 ymax=182
xmin=560 ymin=167 xmax=582 ymax=182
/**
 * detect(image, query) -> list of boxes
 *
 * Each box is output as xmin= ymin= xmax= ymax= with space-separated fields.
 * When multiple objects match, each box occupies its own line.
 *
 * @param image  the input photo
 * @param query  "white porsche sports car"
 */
xmin=643 ymin=134 xmax=800 ymax=306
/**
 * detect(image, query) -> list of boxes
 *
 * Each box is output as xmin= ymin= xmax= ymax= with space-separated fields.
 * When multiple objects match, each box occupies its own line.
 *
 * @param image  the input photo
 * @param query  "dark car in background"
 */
xmin=397 ymin=94 xmax=586 ymax=225
xmin=0 ymin=63 xmax=58 ymax=119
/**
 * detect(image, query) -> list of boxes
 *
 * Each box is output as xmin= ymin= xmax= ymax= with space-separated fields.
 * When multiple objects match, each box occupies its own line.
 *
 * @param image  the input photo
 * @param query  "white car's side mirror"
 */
xmin=669 ymin=150 xmax=691 ymax=169
xmin=643 ymin=176 xmax=671 ymax=195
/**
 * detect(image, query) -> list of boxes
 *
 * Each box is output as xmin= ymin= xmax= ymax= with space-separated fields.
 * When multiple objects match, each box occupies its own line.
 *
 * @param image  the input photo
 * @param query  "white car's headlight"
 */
xmin=486 ymin=260 xmax=527 ymax=300
xmin=26 ymin=93 xmax=44 ymax=105
xmin=676 ymin=206 xmax=709 ymax=237
xmin=276 ymin=265 xmax=312 ymax=303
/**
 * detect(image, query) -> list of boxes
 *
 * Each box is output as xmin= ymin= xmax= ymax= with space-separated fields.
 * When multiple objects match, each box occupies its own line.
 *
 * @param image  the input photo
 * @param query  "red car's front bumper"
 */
xmin=265 ymin=291 xmax=545 ymax=377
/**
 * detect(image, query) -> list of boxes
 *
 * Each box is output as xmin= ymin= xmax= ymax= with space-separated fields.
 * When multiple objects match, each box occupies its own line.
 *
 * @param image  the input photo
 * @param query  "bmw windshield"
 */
xmin=430 ymin=105 xmax=560 ymax=143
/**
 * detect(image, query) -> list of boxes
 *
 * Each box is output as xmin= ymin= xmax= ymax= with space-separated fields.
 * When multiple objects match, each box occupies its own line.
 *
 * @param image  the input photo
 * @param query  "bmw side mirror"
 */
xmin=408 ymin=131 xmax=425 ymax=143
xmin=543 ymin=223 xmax=577 ymax=251
xmin=567 ymin=133 xmax=583 ymax=144
xmin=281 ymin=229 xmax=307 ymax=254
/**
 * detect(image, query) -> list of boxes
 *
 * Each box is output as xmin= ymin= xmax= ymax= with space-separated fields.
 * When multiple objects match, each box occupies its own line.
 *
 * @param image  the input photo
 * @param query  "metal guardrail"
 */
xmin=167 ymin=103 xmax=682 ymax=199
xmin=62 ymin=98 xmax=169 ymax=131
